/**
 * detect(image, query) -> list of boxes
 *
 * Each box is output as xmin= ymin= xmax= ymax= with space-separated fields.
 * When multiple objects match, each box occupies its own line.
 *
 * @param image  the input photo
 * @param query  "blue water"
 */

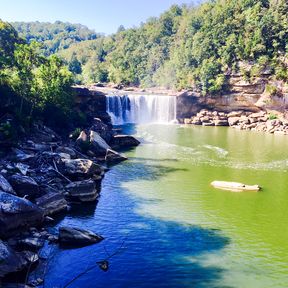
xmin=43 ymin=126 xmax=230 ymax=288
xmin=43 ymin=123 xmax=288 ymax=288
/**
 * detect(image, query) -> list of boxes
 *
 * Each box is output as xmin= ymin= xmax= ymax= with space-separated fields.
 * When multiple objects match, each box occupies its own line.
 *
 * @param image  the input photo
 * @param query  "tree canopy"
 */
xmin=0 ymin=19 xmax=74 ymax=131
xmin=9 ymin=0 xmax=288 ymax=95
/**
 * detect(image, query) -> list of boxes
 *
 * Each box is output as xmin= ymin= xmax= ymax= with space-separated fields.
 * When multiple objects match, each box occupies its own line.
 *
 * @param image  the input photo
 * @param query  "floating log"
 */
xmin=211 ymin=181 xmax=260 ymax=192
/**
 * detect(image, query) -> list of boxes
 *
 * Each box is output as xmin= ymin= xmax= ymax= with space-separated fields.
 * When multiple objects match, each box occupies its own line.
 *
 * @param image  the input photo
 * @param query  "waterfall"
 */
xmin=106 ymin=94 xmax=177 ymax=125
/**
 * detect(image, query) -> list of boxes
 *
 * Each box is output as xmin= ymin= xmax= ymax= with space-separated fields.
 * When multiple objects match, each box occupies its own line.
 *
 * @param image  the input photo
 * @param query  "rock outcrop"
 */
xmin=183 ymin=109 xmax=288 ymax=135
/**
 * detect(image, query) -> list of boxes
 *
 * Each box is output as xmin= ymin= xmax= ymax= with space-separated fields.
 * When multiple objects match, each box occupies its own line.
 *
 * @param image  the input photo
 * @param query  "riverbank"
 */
xmin=182 ymin=109 xmax=288 ymax=135
xmin=0 ymin=118 xmax=140 ymax=286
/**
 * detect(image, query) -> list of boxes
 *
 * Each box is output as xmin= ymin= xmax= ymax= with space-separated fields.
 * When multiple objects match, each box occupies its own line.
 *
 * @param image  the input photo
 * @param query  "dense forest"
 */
xmin=4 ymin=0 xmax=288 ymax=98
xmin=11 ymin=21 xmax=100 ymax=55
xmin=0 ymin=19 xmax=76 ymax=139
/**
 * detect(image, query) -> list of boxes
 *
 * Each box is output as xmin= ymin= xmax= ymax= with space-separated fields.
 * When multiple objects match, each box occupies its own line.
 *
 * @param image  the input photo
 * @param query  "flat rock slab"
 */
xmin=65 ymin=179 xmax=98 ymax=202
xmin=35 ymin=191 xmax=67 ymax=216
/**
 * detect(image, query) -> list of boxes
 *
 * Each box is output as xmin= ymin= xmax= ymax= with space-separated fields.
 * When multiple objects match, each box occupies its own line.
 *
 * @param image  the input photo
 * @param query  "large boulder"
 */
xmin=90 ymin=118 xmax=114 ymax=143
xmin=35 ymin=190 xmax=67 ymax=216
xmin=89 ymin=130 xmax=110 ymax=156
xmin=0 ymin=191 xmax=44 ymax=238
xmin=0 ymin=174 xmax=15 ymax=195
xmin=76 ymin=130 xmax=88 ymax=145
xmin=59 ymin=226 xmax=103 ymax=247
xmin=228 ymin=117 xmax=240 ymax=126
xmin=110 ymin=135 xmax=140 ymax=149
xmin=55 ymin=146 xmax=77 ymax=159
xmin=58 ymin=158 xmax=103 ymax=179
xmin=65 ymin=179 xmax=99 ymax=202
xmin=9 ymin=174 xmax=39 ymax=199
xmin=214 ymin=119 xmax=229 ymax=126
xmin=0 ymin=240 xmax=38 ymax=277
xmin=105 ymin=149 xmax=127 ymax=165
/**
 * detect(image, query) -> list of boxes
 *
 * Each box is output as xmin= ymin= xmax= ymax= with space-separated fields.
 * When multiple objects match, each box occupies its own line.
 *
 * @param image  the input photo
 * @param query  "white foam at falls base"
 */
xmin=106 ymin=94 xmax=177 ymax=125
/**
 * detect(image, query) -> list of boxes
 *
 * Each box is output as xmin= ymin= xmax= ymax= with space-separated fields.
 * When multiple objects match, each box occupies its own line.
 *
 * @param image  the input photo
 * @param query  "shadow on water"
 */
xmin=115 ymin=160 xmax=188 ymax=183
xmin=43 ymin=142 xmax=232 ymax=288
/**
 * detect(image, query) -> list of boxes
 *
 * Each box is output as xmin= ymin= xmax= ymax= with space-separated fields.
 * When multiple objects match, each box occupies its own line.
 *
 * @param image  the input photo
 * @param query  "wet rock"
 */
xmin=9 ymin=174 xmax=39 ymax=199
xmin=184 ymin=118 xmax=192 ymax=124
xmin=44 ymin=216 xmax=55 ymax=223
xmin=227 ymin=111 xmax=243 ymax=118
xmin=110 ymin=135 xmax=140 ymax=149
xmin=12 ymin=148 xmax=35 ymax=162
xmin=105 ymin=149 xmax=127 ymax=165
xmin=0 ymin=240 xmax=27 ymax=277
xmin=90 ymin=130 xmax=110 ymax=156
xmin=65 ymin=179 xmax=99 ymax=202
xmin=35 ymin=190 xmax=67 ymax=216
xmin=228 ymin=117 xmax=240 ymax=126
xmin=0 ymin=174 xmax=15 ymax=195
xmin=202 ymin=121 xmax=215 ymax=126
xmin=200 ymin=116 xmax=211 ymax=123
xmin=28 ymin=277 xmax=44 ymax=287
xmin=0 ymin=191 xmax=44 ymax=238
xmin=191 ymin=118 xmax=202 ymax=125
xmin=15 ymin=163 xmax=30 ymax=175
xmin=17 ymin=237 xmax=44 ymax=251
xmin=59 ymin=226 xmax=103 ymax=247
xmin=47 ymin=235 xmax=58 ymax=243
xmin=90 ymin=118 xmax=114 ymax=142
xmin=55 ymin=146 xmax=77 ymax=158
xmin=75 ymin=131 xmax=88 ymax=147
xmin=214 ymin=119 xmax=229 ymax=126
xmin=58 ymin=158 xmax=103 ymax=179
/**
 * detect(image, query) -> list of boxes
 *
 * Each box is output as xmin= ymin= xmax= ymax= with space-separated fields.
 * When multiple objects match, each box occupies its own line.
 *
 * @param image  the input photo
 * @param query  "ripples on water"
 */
xmin=44 ymin=124 xmax=288 ymax=288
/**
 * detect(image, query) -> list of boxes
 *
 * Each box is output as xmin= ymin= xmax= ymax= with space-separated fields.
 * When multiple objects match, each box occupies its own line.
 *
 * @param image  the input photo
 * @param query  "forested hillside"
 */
xmin=11 ymin=0 xmax=288 ymax=95
xmin=11 ymin=21 xmax=101 ymax=55
xmin=0 ymin=20 xmax=75 ymax=136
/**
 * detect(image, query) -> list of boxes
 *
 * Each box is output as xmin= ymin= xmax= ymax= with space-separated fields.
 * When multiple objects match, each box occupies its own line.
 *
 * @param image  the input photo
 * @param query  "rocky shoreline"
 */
xmin=0 ymin=118 xmax=139 ymax=287
xmin=183 ymin=109 xmax=288 ymax=135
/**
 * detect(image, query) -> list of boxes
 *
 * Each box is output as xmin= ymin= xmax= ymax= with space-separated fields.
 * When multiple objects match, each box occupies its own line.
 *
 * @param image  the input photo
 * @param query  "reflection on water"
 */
xmin=45 ymin=124 xmax=288 ymax=288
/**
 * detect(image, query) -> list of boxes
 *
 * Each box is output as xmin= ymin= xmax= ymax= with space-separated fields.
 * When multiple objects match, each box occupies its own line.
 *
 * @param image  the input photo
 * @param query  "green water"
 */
xmin=123 ymin=124 xmax=288 ymax=288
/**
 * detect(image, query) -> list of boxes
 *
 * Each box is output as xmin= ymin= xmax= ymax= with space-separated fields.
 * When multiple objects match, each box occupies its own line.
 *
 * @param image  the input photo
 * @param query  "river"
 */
xmin=43 ymin=123 xmax=288 ymax=288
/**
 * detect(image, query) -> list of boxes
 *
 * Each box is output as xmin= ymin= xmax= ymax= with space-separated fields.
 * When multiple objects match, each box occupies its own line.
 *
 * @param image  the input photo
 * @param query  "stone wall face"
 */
xmin=73 ymin=87 xmax=111 ymax=125
xmin=176 ymin=76 xmax=288 ymax=120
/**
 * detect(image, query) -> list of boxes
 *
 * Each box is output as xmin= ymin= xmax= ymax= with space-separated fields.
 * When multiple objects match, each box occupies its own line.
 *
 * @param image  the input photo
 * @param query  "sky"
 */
xmin=1 ymin=0 xmax=202 ymax=35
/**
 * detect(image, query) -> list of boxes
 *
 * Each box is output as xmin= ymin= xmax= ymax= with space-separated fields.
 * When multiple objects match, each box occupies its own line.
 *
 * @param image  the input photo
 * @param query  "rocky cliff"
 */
xmin=73 ymin=86 xmax=111 ymax=125
xmin=177 ymin=75 xmax=288 ymax=120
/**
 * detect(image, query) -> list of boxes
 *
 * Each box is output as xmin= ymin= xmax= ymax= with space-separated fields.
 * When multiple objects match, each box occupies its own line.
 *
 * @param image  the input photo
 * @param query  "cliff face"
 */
xmin=177 ymin=75 xmax=288 ymax=120
xmin=73 ymin=86 xmax=111 ymax=125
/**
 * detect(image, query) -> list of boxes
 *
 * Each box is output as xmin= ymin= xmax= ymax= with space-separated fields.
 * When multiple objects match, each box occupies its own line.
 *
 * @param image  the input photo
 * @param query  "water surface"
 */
xmin=45 ymin=125 xmax=288 ymax=288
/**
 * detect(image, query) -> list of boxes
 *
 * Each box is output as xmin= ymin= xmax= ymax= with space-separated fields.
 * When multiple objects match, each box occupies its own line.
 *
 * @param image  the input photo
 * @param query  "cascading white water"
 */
xmin=106 ymin=94 xmax=177 ymax=125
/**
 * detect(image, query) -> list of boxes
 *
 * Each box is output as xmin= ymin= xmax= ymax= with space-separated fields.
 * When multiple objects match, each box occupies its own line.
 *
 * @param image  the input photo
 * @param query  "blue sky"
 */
xmin=1 ymin=0 xmax=203 ymax=34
